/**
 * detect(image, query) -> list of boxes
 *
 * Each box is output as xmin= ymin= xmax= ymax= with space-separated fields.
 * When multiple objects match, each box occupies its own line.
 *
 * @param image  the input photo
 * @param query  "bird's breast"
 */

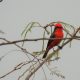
xmin=54 ymin=29 xmax=63 ymax=38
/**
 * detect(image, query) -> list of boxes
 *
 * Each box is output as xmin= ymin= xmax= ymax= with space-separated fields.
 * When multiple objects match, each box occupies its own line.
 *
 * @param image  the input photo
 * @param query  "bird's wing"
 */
xmin=47 ymin=33 xmax=55 ymax=48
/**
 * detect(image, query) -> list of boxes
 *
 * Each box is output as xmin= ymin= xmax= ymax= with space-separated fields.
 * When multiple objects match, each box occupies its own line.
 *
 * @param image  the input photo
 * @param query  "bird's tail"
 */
xmin=43 ymin=49 xmax=49 ymax=58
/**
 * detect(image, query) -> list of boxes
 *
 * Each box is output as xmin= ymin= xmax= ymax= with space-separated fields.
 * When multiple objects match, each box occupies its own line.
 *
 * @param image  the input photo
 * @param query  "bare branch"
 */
xmin=0 ymin=20 xmax=80 ymax=80
xmin=0 ymin=59 xmax=35 ymax=79
xmin=25 ymin=27 xmax=80 ymax=80
xmin=0 ymin=37 xmax=80 ymax=46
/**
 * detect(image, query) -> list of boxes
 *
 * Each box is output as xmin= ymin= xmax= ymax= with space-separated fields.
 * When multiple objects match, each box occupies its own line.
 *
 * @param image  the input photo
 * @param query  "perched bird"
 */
xmin=43 ymin=23 xmax=64 ymax=58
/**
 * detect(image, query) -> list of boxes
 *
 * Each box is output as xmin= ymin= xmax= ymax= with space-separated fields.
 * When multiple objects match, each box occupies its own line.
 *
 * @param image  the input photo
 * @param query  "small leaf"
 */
xmin=33 ymin=52 xmax=39 ymax=56
xmin=21 ymin=22 xmax=41 ymax=46
xmin=33 ymin=50 xmax=45 ymax=56
xmin=50 ymin=67 xmax=65 ymax=79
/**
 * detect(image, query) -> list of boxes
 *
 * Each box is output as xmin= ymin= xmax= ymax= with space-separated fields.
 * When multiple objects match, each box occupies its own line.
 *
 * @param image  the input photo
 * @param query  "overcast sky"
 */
xmin=0 ymin=0 xmax=80 ymax=80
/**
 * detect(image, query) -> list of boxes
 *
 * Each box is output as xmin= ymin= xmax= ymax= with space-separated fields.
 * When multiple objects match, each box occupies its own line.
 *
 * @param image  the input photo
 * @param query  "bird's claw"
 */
xmin=58 ymin=46 xmax=62 ymax=49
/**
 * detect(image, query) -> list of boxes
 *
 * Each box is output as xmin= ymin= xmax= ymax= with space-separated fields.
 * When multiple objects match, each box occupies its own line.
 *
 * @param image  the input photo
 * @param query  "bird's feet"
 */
xmin=58 ymin=46 xmax=62 ymax=49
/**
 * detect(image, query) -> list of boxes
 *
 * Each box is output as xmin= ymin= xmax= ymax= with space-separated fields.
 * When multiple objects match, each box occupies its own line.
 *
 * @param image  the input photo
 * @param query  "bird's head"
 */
xmin=44 ymin=22 xmax=63 ymax=30
xmin=54 ymin=23 xmax=63 ymax=29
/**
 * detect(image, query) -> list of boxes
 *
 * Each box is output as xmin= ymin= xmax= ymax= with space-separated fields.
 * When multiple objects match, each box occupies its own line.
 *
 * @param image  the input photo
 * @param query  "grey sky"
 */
xmin=0 ymin=0 xmax=80 ymax=80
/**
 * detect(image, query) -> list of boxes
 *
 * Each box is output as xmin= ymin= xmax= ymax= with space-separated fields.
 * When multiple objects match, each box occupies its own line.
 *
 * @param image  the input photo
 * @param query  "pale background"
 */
xmin=0 ymin=0 xmax=80 ymax=80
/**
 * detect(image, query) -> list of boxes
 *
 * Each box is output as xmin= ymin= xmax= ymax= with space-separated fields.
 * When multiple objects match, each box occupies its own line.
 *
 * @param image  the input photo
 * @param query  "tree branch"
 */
xmin=0 ymin=37 xmax=80 ymax=46
xmin=25 ymin=27 xmax=80 ymax=80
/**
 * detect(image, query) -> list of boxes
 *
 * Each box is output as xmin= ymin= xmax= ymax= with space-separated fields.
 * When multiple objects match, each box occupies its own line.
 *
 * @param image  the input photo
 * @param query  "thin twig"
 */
xmin=0 ymin=37 xmax=80 ymax=46
xmin=0 ymin=59 xmax=36 ymax=79
xmin=25 ymin=27 xmax=80 ymax=80
xmin=0 ymin=38 xmax=39 ymax=60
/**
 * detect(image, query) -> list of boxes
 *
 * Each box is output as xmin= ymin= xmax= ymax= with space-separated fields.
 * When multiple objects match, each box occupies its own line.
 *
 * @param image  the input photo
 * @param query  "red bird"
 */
xmin=43 ymin=23 xmax=64 ymax=58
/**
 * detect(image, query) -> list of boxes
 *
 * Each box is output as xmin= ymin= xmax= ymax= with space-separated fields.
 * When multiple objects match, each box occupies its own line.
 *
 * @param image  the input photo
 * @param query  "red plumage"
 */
xmin=43 ymin=23 xmax=64 ymax=58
